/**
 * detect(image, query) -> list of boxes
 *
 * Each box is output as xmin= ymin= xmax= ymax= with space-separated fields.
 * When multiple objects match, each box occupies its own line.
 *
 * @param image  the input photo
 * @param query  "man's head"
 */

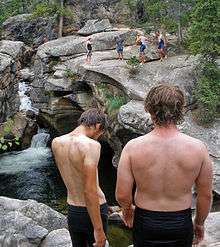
xmin=144 ymin=84 xmax=185 ymax=126
xmin=78 ymin=108 xmax=108 ymax=139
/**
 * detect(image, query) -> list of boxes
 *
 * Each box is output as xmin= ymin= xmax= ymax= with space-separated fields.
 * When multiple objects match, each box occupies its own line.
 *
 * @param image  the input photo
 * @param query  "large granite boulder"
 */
xmin=78 ymin=19 xmax=112 ymax=36
xmin=41 ymin=229 xmax=72 ymax=247
xmin=2 ymin=14 xmax=57 ymax=46
xmin=0 ymin=40 xmax=26 ymax=122
xmin=0 ymin=197 xmax=67 ymax=232
xmin=0 ymin=211 xmax=48 ymax=247
xmin=0 ymin=197 xmax=69 ymax=247
xmin=36 ymin=29 xmax=138 ymax=59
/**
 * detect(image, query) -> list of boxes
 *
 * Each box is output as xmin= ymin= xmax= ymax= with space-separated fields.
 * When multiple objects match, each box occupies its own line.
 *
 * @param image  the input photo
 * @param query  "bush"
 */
xmin=193 ymin=59 xmax=220 ymax=124
xmin=126 ymin=56 xmax=140 ymax=77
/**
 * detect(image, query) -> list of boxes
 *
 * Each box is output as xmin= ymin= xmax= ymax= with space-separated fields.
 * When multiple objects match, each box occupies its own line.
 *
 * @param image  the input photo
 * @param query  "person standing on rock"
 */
xmin=116 ymin=84 xmax=213 ymax=247
xmin=136 ymin=33 xmax=147 ymax=64
xmin=86 ymin=38 xmax=93 ymax=63
xmin=115 ymin=36 xmax=124 ymax=60
xmin=155 ymin=30 xmax=167 ymax=61
xmin=52 ymin=108 xmax=108 ymax=247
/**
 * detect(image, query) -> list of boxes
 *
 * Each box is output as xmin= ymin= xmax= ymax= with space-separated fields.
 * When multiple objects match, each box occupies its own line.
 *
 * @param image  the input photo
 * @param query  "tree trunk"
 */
xmin=58 ymin=0 xmax=64 ymax=38
xmin=177 ymin=1 xmax=182 ymax=51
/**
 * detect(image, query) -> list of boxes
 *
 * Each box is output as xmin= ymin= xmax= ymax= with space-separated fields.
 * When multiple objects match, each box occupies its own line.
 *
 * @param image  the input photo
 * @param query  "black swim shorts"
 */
xmin=67 ymin=203 xmax=108 ymax=247
xmin=133 ymin=207 xmax=193 ymax=247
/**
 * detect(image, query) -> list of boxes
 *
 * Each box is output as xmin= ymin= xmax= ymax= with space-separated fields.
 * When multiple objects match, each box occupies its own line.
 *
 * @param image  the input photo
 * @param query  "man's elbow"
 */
xmin=84 ymin=187 xmax=97 ymax=200
xmin=116 ymin=191 xmax=129 ymax=206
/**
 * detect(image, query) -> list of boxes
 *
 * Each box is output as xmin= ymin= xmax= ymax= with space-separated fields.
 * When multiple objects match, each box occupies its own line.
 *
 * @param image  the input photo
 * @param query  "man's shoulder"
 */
xmin=77 ymin=136 xmax=101 ymax=151
xmin=124 ymin=135 xmax=146 ymax=150
xmin=180 ymin=133 xmax=207 ymax=151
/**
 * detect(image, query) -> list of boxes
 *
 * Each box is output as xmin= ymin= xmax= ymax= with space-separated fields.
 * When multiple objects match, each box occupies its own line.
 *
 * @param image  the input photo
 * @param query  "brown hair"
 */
xmin=78 ymin=108 xmax=108 ymax=131
xmin=144 ymin=84 xmax=185 ymax=126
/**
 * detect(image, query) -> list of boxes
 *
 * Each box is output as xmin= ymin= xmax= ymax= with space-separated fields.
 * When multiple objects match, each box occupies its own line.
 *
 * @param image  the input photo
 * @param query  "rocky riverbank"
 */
xmin=0 ymin=197 xmax=220 ymax=247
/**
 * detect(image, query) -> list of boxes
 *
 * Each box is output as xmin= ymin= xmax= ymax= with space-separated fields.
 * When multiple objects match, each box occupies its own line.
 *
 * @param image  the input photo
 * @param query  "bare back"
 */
xmin=129 ymin=131 xmax=205 ymax=211
xmin=52 ymin=134 xmax=106 ymax=206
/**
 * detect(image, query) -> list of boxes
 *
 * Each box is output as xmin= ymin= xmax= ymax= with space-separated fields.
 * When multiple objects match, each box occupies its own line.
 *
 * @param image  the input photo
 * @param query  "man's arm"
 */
xmin=116 ymin=143 xmax=135 ymax=227
xmin=83 ymin=142 xmax=106 ymax=247
xmin=194 ymin=144 xmax=213 ymax=244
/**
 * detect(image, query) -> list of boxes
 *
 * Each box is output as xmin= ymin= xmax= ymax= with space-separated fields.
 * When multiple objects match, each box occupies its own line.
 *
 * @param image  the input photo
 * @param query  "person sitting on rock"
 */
xmin=116 ymin=84 xmax=213 ymax=247
xmin=115 ymin=36 xmax=124 ymax=60
xmin=136 ymin=33 xmax=147 ymax=65
xmin=86 ymin=38 xmax=92 ymax=63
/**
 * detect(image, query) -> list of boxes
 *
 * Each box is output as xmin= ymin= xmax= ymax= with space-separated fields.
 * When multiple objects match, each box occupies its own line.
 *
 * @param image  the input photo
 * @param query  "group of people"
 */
xmin=85 ymin=31 xmax=167 ymax=64
xmin=52 ymin=84 xmax=213 ymax=247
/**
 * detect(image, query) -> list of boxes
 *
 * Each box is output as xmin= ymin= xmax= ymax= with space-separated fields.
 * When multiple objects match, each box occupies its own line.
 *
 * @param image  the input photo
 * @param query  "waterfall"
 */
xmin=31 ymin=130 xmax=50 ymax=148
xmin=18 ymin=81 xmax=39 ymax=113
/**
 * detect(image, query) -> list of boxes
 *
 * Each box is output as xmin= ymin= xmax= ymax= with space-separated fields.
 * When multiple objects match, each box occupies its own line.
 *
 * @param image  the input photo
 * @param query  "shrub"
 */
xmin=193 ymin=59 xmax=220 ymax=124
xmin=126 ymin=56 xmax=140 ymax=77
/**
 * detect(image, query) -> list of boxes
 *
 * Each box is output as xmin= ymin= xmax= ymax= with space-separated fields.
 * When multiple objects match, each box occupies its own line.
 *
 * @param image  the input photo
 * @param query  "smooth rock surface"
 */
xmin=41 ymin=229 xmax=72 ymax=247
xmin=37 ymin=29 xmax=138 ymax=59
xmin=78 ymin=19 xmax=112 ymax=35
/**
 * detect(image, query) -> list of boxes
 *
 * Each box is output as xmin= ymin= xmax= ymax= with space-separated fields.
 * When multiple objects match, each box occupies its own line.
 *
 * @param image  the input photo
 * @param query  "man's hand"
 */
xmin=93 ymin=229 xmax=106 ymax=247
xmin=193 ymin=223 xmax=204 ymax=245
xmin=122 ymin=205 xmax=135 ymax=228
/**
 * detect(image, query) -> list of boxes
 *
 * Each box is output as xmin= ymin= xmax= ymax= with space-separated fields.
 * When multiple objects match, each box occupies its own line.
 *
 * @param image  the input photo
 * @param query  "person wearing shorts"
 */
xmin=52 ymin=109 xmax=109 ymax=247
xmin=86 ymin=38 xmax=92 ymax=63
xmin=156 ymin=31 xmax=167 ymax=61
xmin=136 ymin=34 xmax=147 ymax=64
xmin=116 ymin=84 xmax=213 ymax=247
xmin=115 ymin=36 xmax=124 ymax=60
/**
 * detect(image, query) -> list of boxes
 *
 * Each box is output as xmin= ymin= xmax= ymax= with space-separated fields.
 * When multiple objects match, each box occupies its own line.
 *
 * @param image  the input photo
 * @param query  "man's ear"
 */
xmin=95 ymin=123 xmax=101 ymax=131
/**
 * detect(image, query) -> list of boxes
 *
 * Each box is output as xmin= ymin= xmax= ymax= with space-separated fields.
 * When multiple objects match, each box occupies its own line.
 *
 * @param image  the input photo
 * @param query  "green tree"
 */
xmin=187 ymin=0 xmax=220 ymax=123
xmin=188 ymin=0 xmax=220 ymax=57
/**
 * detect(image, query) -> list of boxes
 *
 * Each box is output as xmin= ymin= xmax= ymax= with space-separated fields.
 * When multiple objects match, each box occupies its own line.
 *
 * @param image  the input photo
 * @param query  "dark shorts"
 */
xmin=158 ymin=41 xmax=165 ymax=49
xmin=117 ymin=46 xmax=124 ymax=53
xmin=67 ymin=203 xmax=108 ymax=247
xmin=140 ymin=44 xmax=146 ymax=53
xmin=133 ymin=207 xmax=193 ymax=247
xmin=87 ymin=50 xmax=92 ymax=57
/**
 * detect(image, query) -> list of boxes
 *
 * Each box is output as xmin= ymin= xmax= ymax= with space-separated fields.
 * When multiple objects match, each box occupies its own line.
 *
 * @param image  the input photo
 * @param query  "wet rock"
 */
xmin=20 ymin=68 xmax=34 ymax=81
xmin=40 ymin=229 xmax=72 ymax=247
xmin=2 ymin=14 xmax=57 ymax=46
xmin=78 ymin=19 xmax=112 ymax=36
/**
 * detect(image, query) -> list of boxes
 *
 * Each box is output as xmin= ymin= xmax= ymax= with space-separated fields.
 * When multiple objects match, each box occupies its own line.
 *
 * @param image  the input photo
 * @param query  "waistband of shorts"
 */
xmin=68 ymin=203 xmax=108 ymax=213
xmin=135 ymin=206 xmax=192 ymax=217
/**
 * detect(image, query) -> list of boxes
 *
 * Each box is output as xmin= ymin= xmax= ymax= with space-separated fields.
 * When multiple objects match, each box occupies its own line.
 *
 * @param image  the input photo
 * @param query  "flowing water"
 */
xmin=0 ymin=133 xmax=132 ymax=246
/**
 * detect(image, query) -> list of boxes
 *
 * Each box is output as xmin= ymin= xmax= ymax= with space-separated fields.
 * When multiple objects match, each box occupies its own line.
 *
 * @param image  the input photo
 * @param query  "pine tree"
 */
xmin=187 ymin=0 xmax=220 ymax=123
xmin=188 ymin=0 xmax=220 ymax=57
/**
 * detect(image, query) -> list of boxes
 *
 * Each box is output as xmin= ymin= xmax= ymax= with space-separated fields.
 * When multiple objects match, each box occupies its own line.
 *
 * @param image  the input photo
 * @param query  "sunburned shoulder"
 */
xmin=179 ymin=132 xmax=207 ymax=151
xmin=123 ymin=135 xmax=147 ymax=151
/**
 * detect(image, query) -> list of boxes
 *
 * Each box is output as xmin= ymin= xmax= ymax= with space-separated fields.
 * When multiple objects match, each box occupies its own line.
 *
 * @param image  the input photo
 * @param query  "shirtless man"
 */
xmin=52 ymin=108 xmax=108 ymax=247
xmin=116 ymin=84 xmax=213 ymax=247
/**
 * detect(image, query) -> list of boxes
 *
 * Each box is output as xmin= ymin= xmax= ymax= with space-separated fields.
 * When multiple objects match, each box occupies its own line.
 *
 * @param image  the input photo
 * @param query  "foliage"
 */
xmin=187 ymin=0 xmax=220 ymax=57
xmin=96 ymin=83 xmax=127 ymax=115
xmin=126 ymin=56 xmax=140 ymax=76
xmin=187 ymin=0 xmax=220 ymax=124
xmin=65 ymin=69 xmax=80 ymax=81
xmin=0 ymin=118 xmax=20 ymax=152
xmin=193 ymin=58 xmax=220 ymax=124
xmin=121 ymin=0 xmax=196 ymax=33
xmin=31 ymin=1 xmax=74 ymax=19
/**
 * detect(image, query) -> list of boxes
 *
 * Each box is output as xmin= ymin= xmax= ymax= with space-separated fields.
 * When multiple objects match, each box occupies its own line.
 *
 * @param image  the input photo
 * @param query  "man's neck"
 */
xmin=70 ymin=126 xmax=92 ymax=138
xmin=152 ymin=124 xmax=179 ymax=137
